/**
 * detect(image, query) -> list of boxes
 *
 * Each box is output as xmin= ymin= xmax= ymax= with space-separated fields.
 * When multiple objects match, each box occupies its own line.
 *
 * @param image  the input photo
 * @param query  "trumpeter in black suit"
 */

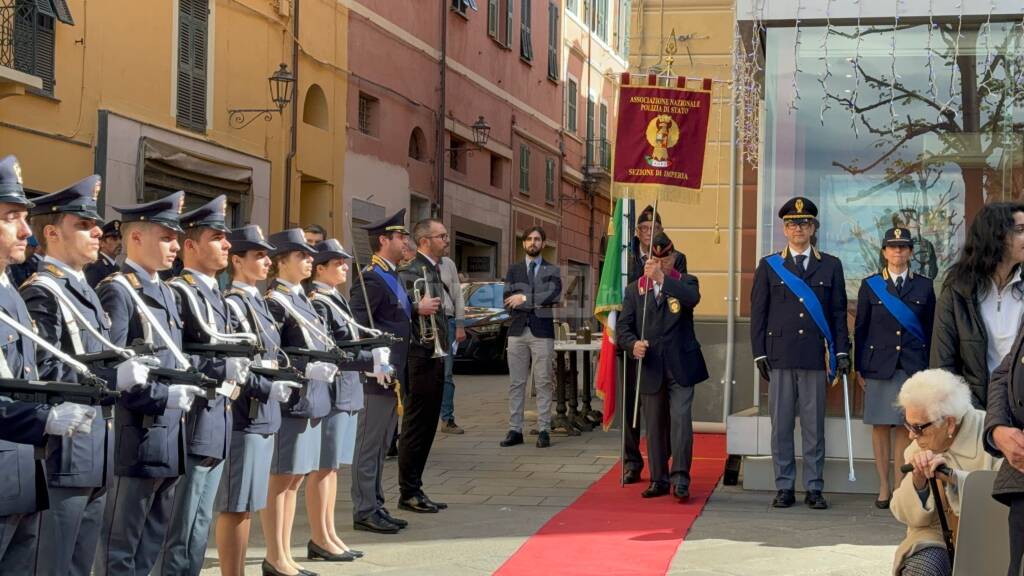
xmin=616 ymin=233 xmax=707 ymax=500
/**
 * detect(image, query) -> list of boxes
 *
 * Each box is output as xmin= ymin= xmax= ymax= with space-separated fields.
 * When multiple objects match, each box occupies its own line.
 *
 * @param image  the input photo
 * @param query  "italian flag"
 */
xmin=594 ymin=198 xmax=631 ymax=431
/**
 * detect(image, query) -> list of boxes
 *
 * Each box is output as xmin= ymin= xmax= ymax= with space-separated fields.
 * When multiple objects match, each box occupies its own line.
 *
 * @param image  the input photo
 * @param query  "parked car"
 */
xmin=454 ymin=281 xmax=510 ymax=372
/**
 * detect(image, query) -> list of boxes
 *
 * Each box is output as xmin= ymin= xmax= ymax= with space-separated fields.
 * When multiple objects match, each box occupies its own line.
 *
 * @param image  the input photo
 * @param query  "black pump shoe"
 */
xmin=307 ymin=540 xmax=355 ymax=562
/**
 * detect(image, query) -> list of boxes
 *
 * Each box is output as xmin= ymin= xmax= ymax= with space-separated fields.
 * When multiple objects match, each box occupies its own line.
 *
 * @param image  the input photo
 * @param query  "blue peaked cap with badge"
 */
xmin=100 ymin=219 xmax=121 ymax=238
xmin=778 ymin=196 xmax=818 ymax=223
xmin=268 ymin=228 xmax=317 ymax=257
xmin=883 ymin=226 xmax=914 ymax=248
xmin=180 ymin=194 xmax=229 ymax=233
xmin=312 ymin=238 xmax=352 ymax=265
xmin=0 ymin=155 xmax=35 ymax=208
xmin=227 ymin=225 xmax=274 ymax=254
xmin=29 ymin=174 xmax=105 ymax=224
xmin=112 ymin=190 xmax=186 ymax=233
xmin=361 ymin=209 xmax=408 ymax=238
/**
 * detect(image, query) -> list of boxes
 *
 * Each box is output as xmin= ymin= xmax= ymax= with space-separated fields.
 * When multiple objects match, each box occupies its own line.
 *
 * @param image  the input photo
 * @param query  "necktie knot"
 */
xmin=896 ymin=276 xmax=904 ymax=291
xmin=528 ymin=261 xmax=537 ymax=281
xmin=794 ymin=254 xmax=807 ymax=272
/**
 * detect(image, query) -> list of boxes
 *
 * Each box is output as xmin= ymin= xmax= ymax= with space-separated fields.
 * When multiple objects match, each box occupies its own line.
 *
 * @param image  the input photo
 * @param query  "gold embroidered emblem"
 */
xmin=44 ymin=264 xmax=64 ymax=278
xmin=182 ymin=273 xmax=196 ymax=286
xmin=668 ymin=297 xmax=681 ymax=314
xmin=177 ymin=195 xmax=186 ymax=214
xmin=894 ymin=228 xmax=902 ymax=239
xmin=255 ymin=227 xmax=264 ymax=240
xmin=124 ymin=272 xmax=142 ymax=289
xmin=12 ymin=161 xmax=22 ymax=185
xmin=92 ymin=179 xmax=102 ymax=201
xmin=794 ymin=198 xmax=804 ymax=214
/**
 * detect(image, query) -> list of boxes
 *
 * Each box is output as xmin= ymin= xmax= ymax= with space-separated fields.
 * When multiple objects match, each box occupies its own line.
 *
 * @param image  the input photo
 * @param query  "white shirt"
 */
xmin=184 ymin=268 xmax=217 ymax=291
xmin=525 ymin=255 xmax=541 ymax=269
xmin=419 ymin=251 xmax=438 ymax=268
xmin=43 ymin=255 xmax=86 ymax=283
xmin=980 ymin=275 xmax=1024 ymax=375
xmin=100 ymin=252 xmax=117 ymax=267
xmin=789 ymin=246 xmax=811 ymax=270
xmin=232 ymin=281 xmax=259 ymax=298
xmin=888 ymin=268 xmax=908 ymax=285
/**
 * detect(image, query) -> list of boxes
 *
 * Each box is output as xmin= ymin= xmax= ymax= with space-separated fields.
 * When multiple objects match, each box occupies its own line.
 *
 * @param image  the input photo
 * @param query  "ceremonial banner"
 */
xmin=613 ymin=78 xmax=713 ymax=203
xmin=594 ymin=198 xmax=629 ymax=431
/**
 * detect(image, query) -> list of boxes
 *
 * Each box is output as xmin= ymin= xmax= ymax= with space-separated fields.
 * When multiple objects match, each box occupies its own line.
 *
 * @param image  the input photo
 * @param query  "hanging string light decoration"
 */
xmin=926 ymin=0 xmax=937 ymax=100
xmin=978 ymin=0 xmax=996 ymax=94
xmin=943 ymin=0 xmax=964 ymax=116
xmin=788 ymin=0 xmax=804 ymax=114
xmin=732 ymin=0 xmax=764 ymax=167
xmin=890 ymin=0 xmax=901 ymax=134
xmin=850 ymin=0 xmax=864 ymax=137
xmin=818 ymin=0 xmax=833 ymax=125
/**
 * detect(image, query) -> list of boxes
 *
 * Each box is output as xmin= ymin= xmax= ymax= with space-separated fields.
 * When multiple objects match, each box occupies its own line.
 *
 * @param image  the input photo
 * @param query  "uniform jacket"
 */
xmin=891 ymin=408 xmax=997 ymax=575
xmin=21 ymin=260 xmax=115 ymax=489
xmin=399 ymin=252 xmax=451 ymax=359
xmin=615 ymin=274 xmax=708 ymax=393
xmin=223 ymin=283 xmax=280 ymax=434
xmin=0 ymin=277 xmax=49 ymax=516
xmin=84 ymin=253 xmax=118 ymax=288
xmin=931 ymin=280 xmax=1004 ymax=409
xmin=265 ymin=279 xmax=332 ymax=419
xmin=169 ymin=271 xmax=234 ymax=461
xmin=628 ymin=237 xmax=687 ymax=283
xmin=854 ymin=269 xmax=936 ymax=380
xmin=309 ymin=283 xmax=372 ymax=412
xmin=349 ymin=256 xmax=411 ymax=397
xmin=502 ymin=258 xmax=562 ymax=339
xmin=750 ymin=246 xmax=850 ymax=371
xmin=96 ymin=264 xmax=186 ymax=478
xmin=983 ymin=323 xmax=1024 ymax=503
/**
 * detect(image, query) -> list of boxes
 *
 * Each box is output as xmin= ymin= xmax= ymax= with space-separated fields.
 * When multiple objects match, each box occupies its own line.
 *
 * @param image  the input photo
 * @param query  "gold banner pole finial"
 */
xmin=664 ymin=28 xmax=678 ymax=78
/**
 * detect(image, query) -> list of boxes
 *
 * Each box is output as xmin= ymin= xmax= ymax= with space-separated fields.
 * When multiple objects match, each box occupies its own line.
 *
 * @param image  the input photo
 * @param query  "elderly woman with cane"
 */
xmin=890 ymin=369 xmax=999 ymax=576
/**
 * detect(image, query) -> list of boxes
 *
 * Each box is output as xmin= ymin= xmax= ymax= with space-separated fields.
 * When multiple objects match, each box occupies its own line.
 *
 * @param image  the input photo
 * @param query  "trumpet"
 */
xmin=412 ymin=265 xmax=448 ymax=358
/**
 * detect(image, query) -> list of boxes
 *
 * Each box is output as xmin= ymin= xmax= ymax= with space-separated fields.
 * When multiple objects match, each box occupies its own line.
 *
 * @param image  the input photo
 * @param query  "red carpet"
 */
xmin=495 ymin=434 xmax=727 ymax=576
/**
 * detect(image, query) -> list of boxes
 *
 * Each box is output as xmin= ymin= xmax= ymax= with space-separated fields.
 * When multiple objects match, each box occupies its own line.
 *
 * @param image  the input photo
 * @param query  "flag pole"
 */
xmin=632 ymin=197 xmax=658 ymax=428
xmin=618 ymin=193 xmax=631 ymax=486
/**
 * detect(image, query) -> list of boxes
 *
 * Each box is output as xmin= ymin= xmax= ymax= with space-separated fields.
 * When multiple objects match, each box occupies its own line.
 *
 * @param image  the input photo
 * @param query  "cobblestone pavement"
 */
xmin=200 ymin=372 xmax=904 ymax=575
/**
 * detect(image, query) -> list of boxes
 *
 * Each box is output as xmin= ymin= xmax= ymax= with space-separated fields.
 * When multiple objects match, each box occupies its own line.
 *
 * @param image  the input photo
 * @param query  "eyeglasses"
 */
xmin=426 ymin=233 xmax=450 ymax=241
xmin=784 ymin=221 xmax=813 ymax=230
xmin=904 ymin=420 xmax=935 ymax=435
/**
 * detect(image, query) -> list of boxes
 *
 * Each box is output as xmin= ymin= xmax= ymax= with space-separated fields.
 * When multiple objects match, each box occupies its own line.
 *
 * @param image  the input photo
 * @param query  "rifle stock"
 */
xmin=281 ymin=347 xmax=355 ymax=365
xmin=148 ymin=367 xmax=220 ymax=399
xmin=0 ymin=378 xmax=120 ymax=418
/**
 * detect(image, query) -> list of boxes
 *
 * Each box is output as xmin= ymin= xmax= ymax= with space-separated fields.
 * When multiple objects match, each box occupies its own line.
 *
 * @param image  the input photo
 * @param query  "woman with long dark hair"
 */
xmin=932 ymin=202 xmax=1024 ymax=408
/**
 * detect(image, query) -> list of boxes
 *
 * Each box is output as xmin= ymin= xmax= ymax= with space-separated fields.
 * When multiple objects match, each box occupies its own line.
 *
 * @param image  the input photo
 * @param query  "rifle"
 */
xmin=74 ymin=340 xmax=162 ymax=368
xmin=281 ymin=347 xmax=356 ymax=366
xmin=148 ymin=367 xmax=221 ymax=400
xmin=333 ymin=334 xmax=402 ymax=350
xmin=183 ymin=342 xmax=261 ymax=359
xmin=0 ymin=378 xmax=120 ymax=418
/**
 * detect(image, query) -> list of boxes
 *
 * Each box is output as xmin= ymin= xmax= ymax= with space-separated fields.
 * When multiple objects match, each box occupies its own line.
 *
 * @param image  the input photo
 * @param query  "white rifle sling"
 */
xmin=310 ymin=291 xmax=361 ymax=342
xmin=28 ymin=274 xmax=86 ymax=355
xmin=0 ymin=306 xmax=96 ymax=378
xmin=168 ymin=279 xmax=256 ymax=347
xmin=111 ymin=274 xmax=190 ymax=369
xmin=267 ymin=290 xmax=334 ymax=350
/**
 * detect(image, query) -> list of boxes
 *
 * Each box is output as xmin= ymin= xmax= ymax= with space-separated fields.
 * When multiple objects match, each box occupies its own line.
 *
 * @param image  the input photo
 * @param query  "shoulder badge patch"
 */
xmin=124 ymin=272 xmax=142 ymax=290
xmin=668 ymin=297 xmax=681 ymax=314
xmin=275 ymin=284 xmax=290 ymax=294
xmin=182 ymin=273 xmax=196 ymax=286
xmin=44 ymin=263 xmax=64 ymax=279
xmin=18 ymin=273 xmax=37 ymax=291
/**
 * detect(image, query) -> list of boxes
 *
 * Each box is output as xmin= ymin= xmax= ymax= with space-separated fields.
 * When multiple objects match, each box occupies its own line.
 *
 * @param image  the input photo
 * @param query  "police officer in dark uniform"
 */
xmin=94 ymin=191 xmax=206 ymax=576
xmin=349 ymin=210 xmax=411 ymax=534
xmin=85 ymin=219 xmax=121 ymax=288
xmin=161 ymin=195 xmax=249 ymax=576
xmin=750 ymin=196 xmax=850 ymax=510
xmin=854 ymin=226 xmax=935 ymax=509
xmin=617 ymin=233 xmax=708 ymax=500
xmin=0 ymin=155 xmax=97 ymax=574
xmin=8 ymin=235 xmax=41 ymax=288
xmin=21 ymin=175 xmax=148 ymax=576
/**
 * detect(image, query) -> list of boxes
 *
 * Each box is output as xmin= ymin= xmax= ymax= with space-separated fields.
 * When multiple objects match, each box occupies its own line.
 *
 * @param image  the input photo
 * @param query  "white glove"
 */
xmin=305 ymin=361 xmax=338 ymax=383
xmin=270 ymin=380 xmax=302 ymax=403
xmin=225 ymin=357 xmax=252 ymax=384
xmin=166 ymin=385 xmax=205 ymax=412
xmin=115 ymin=356 xmax=161 ymax=392
xmin=371 ymin=347 xmax=391 ymax=374
xmin=372 ymin=371 xmax=392 ymax=388
xmin=45 ymin=403 xmax=96 ymax=437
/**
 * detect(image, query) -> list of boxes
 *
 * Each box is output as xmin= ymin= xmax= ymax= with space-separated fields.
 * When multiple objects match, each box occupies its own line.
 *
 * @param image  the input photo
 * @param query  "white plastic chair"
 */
xmin=951 ymin=469 xmax=1010 ymax=576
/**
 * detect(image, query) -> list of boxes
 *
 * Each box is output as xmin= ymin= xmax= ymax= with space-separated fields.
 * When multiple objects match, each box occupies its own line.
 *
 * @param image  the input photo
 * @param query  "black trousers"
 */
xmin=642 ymin=380 xmax=695 ymax=487
xmin=1009 ymin=494 xmax=1024 ymax=576
xmin=622 ymin=358 xmax=644 ymax=473
xmin=398 ymin=353 xmax=445 ymax=499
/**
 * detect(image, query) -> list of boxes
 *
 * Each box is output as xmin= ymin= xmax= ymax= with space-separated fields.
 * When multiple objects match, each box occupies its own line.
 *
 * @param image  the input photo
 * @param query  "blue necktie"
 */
xmin=895 ymin=276 xmax=904 ymax=293
xmin=794 ymin=255 xmax=806 ymax=277
xmin=528 ymin=261 xmax=537 ymax=284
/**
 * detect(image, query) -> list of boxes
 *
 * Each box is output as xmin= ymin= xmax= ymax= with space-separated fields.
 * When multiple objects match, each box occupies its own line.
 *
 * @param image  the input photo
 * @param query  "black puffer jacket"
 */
xmin=930 ymin=283 xmax=991 ymax=409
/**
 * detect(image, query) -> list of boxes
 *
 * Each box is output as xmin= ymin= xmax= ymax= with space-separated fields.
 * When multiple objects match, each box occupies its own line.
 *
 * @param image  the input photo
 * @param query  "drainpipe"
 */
xmin=283 ymin=0 xmax=300 ymax=228
xmin=436 ymin=0 xmax=448 ymax=220
xmin=722 ymin=38 xmax=739 ymax=426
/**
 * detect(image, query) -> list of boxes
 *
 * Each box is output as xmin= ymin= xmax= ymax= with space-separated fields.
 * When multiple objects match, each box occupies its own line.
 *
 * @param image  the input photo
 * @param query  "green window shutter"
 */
xmin=177 ymin=0 xmax=209 ymax=132
xmin=596 ymin=0 xmax=607 ymax=41
xmin=505 ymin=0 xmax=514 ymax=47
xmin=520 ymin=0 xmax=532 ymax=61
xmin=519 ymin=145 xmax=530 ymax=193
xmin=545 ymin=158 xmax=555 ymax=203
xmin=547 ymin=2 xmax=558 ymax=80
xmin=567 ymin=80 xmax=577 ymax=133
xmin=488 ymin=0 xmax=498 ymax=38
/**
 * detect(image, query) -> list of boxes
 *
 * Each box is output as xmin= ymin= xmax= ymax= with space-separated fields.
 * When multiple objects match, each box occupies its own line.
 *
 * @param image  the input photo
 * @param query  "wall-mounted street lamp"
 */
xmin=445 ymin=115 xmax=491 ymax=160
xmin=228 ymin=64 xmax=296 ymax=129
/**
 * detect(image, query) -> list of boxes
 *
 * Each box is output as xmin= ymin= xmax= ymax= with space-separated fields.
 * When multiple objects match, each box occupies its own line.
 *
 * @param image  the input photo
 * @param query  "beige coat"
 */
xmin=890 ymin=408 xmax=1000 ymax=574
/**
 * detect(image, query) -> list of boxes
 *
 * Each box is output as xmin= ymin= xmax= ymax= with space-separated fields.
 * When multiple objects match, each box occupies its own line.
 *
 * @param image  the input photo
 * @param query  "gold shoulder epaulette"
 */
xmin=43 ymin=263 xmax=64 ymax=279
xmin=225 ymin=287 xmax=246 ymax=298
xmin=18 ymin=273 xmax=38 ymax=291
xmin=124 ymin=272 xmax=141 ymax=289
xmin=275 ymin=284 xmax=290 ymax=294
xmin=181 ymin=273 xmax=196 ymax=286
xmin=812 ymin=247 xmax=822 ymax=260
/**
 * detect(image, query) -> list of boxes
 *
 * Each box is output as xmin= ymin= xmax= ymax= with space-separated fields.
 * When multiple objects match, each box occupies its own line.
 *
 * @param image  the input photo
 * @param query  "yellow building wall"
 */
xmin=0 ymin=0 xmax=348 ymax=234
xmin=629 ymin=0 xmax=734 ymax=319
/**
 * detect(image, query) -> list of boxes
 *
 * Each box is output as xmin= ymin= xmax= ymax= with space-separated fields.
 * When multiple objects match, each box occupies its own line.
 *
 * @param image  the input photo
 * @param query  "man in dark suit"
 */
xmin=397 ymin=218 xmax=450 ymax=514
xmin=617 ymin=233 xmax=707 ymax=500
xmin=750 ymin=196 xmax=850 ymax=510
xmin=622 ymin=204 xmax=688 ymax=483
xmin=349 ymin=209 xmax=425 ymax=534
xmin=84 ymin=219 xmax=121 ymax=288
xmin=985 ymin=332 xmax=1024 ymax=575
xmin=500 ymin=226 xmax=562 ymax=449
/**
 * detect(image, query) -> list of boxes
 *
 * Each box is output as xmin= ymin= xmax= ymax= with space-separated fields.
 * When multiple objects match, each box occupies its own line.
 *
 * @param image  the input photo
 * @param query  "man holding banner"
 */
xmin=750 ymin=196 xmax=850 ymax=510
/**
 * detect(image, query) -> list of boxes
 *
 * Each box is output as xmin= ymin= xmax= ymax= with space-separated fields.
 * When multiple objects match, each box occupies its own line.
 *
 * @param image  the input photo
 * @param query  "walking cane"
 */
xmin=840 ymin=372 xmax=856 ymax=482
xmin=632 ymin=198 xmax=658 ymax=429
xmin=900 ymin=462 xmax=956 ymax=565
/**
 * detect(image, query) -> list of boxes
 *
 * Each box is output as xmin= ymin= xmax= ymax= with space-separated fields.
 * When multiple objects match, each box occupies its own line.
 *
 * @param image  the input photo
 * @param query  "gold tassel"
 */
xmin=394 ymin=379 xmax=404 ymax=416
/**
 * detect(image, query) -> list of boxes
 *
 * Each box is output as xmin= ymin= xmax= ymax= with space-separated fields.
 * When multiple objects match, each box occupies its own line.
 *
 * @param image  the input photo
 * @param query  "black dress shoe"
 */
xmin=262 ymin=560 xmax=299 ymax=576
xmin=398 ymin=494 xmax=439 ymax=513
xmin=673 ymin=484 xmax=690 ymax=501
xmin=422 ymin=493 xmax=448 ymax=510
xmin=622 ymin=469 xmax=641 ymax=484
xmin=804 ymin=490 xmax=829 ymax=510
xmin=379 ymin=508 xmax=408 ymax=528
xmin=343 ymin=549 xmax=364 ymax=558
xmin=874 ymin=498 xmax=890 ymax=510
xmin=641 ymin=482 xmax=670 ymax=498
xmin=772 ymin=489 xmax=796 ymax=508
xmin=307 ymin=540 xmax=355 ymax=562
xmin=299 ymin=570 xmax=318 ymax=576
xmin=353 ymin=512 xmax=399 ymax=534
xmin=536 ymin=430 xmax=551 ymax=448
xmin=500 ymin=430 xmax=524 ymax=447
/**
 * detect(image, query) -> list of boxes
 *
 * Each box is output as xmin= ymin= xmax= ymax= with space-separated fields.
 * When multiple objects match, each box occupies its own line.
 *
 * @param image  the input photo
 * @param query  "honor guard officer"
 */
xmin=616 ymin=233 xmax=708 ymax=500
xmin=750 ymin=196 xmax=851 ymax=510
xmin=94 ymin=191 xmax=206 ymax=576
xmin=854 ymin=227 xmax=935 ymax=508
xmin=349 ymin=210 xmax=411 ymax=534
xmin=161 ymin=195 xmax=250 ymax=576
xmin=0 ymin=156 xmax=97 ymax=574
xmin=85 ymin=219 xmax=122 ymax=288
xmin=21 ymin=175 xmax=153 ymax=576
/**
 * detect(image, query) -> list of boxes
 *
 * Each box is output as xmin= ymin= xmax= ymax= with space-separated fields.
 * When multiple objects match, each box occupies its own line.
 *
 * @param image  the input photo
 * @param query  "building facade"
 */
xmin=0 ymin=0 xmax=349 ymax=235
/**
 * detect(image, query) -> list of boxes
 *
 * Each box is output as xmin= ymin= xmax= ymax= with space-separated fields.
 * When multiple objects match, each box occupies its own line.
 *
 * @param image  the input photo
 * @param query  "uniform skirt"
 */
xmin=319 ymin=410 xmax=359 ymax=469
xmin=271 ymin=416 xmax=322 ymax=475
xmin=215 ymin=431 xmax=273 ymax=513
xmin=863 ymin=369 xmax=908 ymax=426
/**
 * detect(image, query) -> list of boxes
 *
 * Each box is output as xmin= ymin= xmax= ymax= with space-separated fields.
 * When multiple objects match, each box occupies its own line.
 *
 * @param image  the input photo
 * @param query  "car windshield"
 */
xmin=465 ymin=283 xmax=504 ymax=308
